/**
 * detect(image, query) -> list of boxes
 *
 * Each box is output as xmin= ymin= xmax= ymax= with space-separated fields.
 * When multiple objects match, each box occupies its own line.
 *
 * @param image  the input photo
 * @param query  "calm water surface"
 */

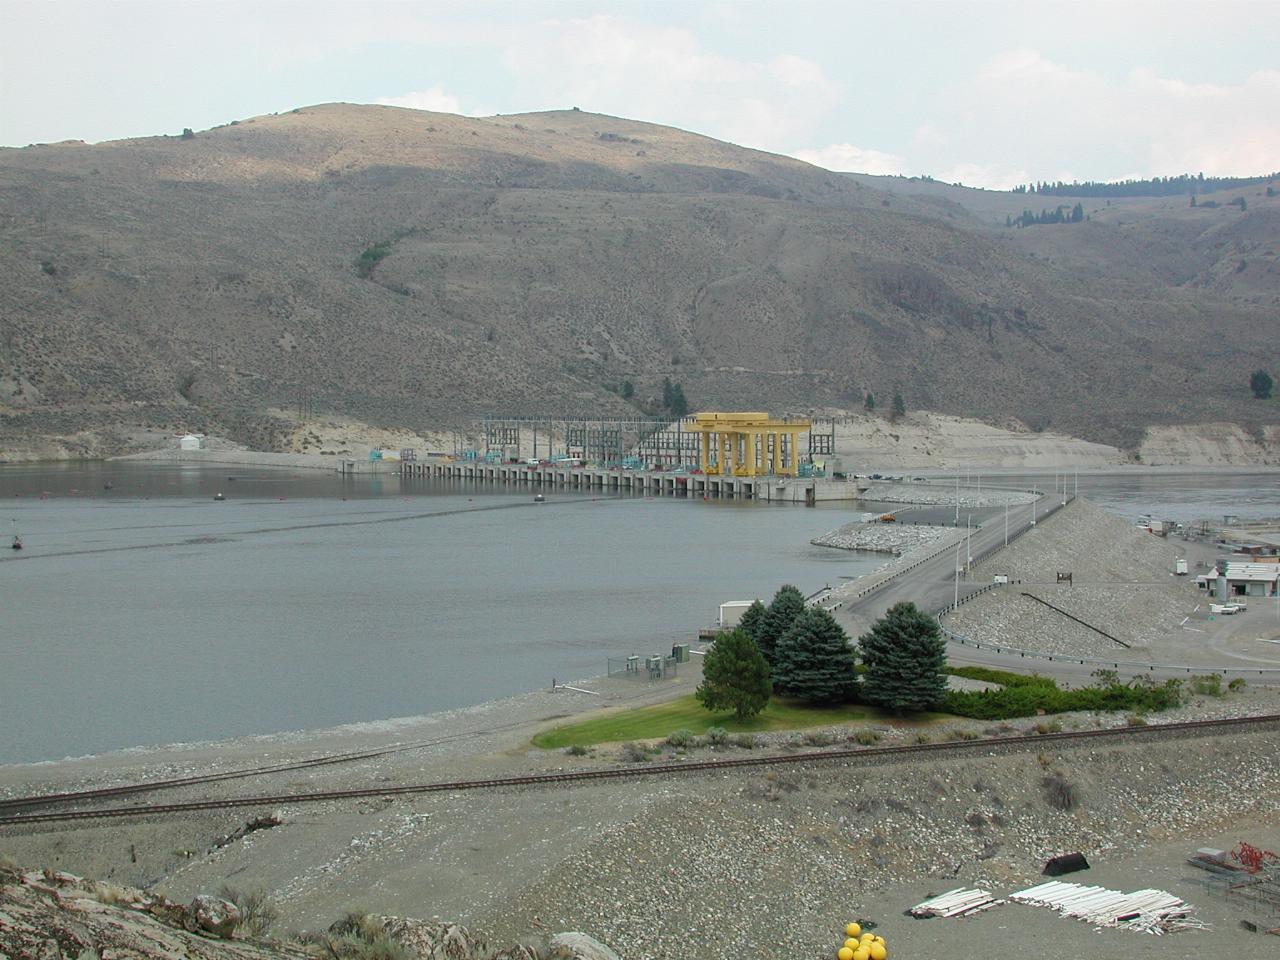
xmin=1 ymin=463 xmax=1275 ymax=763
xmin=1 ymin=463 xmax=875 ymax=763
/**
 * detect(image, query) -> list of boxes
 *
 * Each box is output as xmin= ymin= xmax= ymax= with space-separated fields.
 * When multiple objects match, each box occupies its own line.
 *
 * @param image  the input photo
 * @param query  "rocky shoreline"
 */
xmin=811 ymin=519 xmax=955 ymax=555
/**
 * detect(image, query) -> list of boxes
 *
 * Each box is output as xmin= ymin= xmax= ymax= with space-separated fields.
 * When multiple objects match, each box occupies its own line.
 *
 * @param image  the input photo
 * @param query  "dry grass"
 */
xmin=218 ymin=884 xmax=279 ymax=938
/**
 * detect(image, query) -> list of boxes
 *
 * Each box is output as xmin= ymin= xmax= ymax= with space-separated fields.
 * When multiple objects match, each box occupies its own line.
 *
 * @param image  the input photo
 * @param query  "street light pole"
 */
xmin=954 ymin=542 xmax=961 ymax=608
xmin=1005 ymin=502 xmax=1009 ymax=547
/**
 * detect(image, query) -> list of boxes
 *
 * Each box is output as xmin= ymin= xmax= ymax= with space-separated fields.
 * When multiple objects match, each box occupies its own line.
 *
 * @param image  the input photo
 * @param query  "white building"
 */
xmin=718 ymin=600 xmax=755 ymax=628
xmin=178 ymin=433 xmax=204 ymax=451
xmin=1201 ymin=561 xmax=1280 ymax=600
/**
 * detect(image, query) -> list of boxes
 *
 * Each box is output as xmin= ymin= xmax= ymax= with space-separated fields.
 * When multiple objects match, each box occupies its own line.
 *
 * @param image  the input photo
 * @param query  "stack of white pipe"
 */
xmin=909 ymin=888 xmax=1004 ymax=918
xmin=1008 ymin=880 xmax=1206 ymax=934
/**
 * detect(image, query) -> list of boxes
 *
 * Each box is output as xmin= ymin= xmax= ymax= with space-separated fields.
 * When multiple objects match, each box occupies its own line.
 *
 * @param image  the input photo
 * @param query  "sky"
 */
xmin=2 ymin=0 xmax=1277 ymax=189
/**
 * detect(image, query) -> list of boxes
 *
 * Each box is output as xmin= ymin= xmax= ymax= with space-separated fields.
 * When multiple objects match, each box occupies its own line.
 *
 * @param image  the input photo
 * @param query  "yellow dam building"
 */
xmin=691 ymin=412 xmax=812 ymax=477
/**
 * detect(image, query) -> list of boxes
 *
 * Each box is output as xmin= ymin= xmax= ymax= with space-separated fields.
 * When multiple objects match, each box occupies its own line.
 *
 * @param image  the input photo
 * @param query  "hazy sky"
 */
xmin=2 ymin=0 xmax=1277 ymax=188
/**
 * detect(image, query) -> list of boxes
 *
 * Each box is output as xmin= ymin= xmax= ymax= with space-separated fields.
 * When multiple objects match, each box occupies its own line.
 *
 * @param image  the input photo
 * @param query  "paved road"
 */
xmin=838 ymin=497 xmax=1047 ymax=631
xmin=837 ymin=495 xmax=1280 ymax=686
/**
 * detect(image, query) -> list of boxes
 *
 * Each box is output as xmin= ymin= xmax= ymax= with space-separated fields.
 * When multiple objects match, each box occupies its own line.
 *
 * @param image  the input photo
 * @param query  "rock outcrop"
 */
xmin=0 ymin=862 xmax=623 ymax=960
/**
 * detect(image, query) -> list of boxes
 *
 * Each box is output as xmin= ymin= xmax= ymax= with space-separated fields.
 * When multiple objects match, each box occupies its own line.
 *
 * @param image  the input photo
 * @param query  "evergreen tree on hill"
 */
xmin=858 ymin=601 xmax=947 ymax=712
xmin=757 ymin=584 xmax=806 ymax=667
xmin=1251 ymin=369 xmax=1274 ymax=400
xmin=696 ymin=628 xmax=772 ymax=721
xmin=772 ymin=607 xmax=859 ymax=703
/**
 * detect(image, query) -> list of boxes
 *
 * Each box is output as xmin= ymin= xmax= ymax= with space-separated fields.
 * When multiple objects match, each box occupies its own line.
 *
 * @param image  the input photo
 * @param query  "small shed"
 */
xmin=718 ymin=600 xmax=755 ymax=628
xmin=178 ymin=433 xmax=204 ymax=451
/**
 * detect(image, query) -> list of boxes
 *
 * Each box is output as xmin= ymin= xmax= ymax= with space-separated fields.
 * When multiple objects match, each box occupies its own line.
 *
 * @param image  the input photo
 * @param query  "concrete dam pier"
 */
xmin=399 ymin=459 xmax=867 ymax=502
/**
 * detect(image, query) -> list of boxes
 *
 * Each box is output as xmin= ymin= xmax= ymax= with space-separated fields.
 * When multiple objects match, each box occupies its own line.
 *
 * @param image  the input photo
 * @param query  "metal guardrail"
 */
xmin=938 ymin=619 xmax=1280 ymax=679
xmin=842 ymin=492 xmax=1072 ymax=612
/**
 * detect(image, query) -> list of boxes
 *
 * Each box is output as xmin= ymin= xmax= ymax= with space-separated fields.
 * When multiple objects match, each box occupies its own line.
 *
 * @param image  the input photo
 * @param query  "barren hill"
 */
xmin=1 ymin=103 xmax=1276 ymax=456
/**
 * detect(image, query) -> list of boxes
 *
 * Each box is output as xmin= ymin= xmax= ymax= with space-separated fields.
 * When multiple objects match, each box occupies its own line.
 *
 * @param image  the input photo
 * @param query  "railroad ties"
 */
xmin=1 ymin=714 xmax=1276 ymax=828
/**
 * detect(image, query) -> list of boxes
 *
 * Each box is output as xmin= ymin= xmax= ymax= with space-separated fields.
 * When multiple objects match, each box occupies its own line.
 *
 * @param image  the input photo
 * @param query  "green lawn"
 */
xmin=531 ymin=695 xmax=940 ymax=749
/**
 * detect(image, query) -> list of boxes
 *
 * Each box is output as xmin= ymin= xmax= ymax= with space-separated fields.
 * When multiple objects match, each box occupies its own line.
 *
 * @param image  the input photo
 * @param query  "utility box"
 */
xmin=993 ymin=574 xmax=1009 ymax=585
xmin=671 ymin=643 xmax=691 ymax=663
xmin=1174 ymin=558 xmax=1188 ymax=576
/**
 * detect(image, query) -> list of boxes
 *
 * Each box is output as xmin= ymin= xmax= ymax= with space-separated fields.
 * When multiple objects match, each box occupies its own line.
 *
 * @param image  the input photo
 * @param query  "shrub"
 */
xmin=802 ymin=729 xmax=836 ymax=747
xmin=1033 ymin=720 xmax=1063 ymax=735
xmin=704 ymin=726 xmax=729 ymax=746
xmin=1042 ymin=774 xmax=1079 ymax=811
xmin=942 ymin=674 xmax=1182 ymax=720
xmin=1228 ymin=677 xmax=1247 ymax=692
xmin=94 ymin=882 xmax=132 ymax=906
xmin=913 ymin=732 xmax=931 ymax=744
xmin=732 ymin=733 xmax=758 ymax=749
xmin=851 ymin=729 xmax=882 ymax=745
xmin=619 ymin=742 xmax=651 ymax=763
xmin=354 ymin=240 xmax=394 ymax=279
xmin=564 ymin=744 xmax=590 ymax=756
xmin=313 ymin=913 xmax=412 ymax=960
xmin=218 ymin=885 xmax=278 ymax=937
xmin=948 ymin=729 xmax=980 ymax=741
xmin=1126 ymin=713 xmax=1148 ymax=726
xmin=665 ymin=729 xmax=697 ymax=749
xmin=1190 ymin=674 xmax=1223 ymax=697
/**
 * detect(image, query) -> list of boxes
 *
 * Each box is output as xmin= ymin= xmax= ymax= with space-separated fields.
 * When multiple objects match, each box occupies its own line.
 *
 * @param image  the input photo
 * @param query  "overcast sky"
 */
xmin=2 ymin=0 xmax=1277 ymax=188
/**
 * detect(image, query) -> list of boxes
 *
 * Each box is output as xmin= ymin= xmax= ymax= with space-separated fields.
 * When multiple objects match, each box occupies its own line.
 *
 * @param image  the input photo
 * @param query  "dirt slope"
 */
xmin=1 ymin=104 xmax=1276 ymax=455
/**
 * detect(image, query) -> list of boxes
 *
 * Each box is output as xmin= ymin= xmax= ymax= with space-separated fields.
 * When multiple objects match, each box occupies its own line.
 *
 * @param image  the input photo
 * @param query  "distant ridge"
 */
xmin=0 ymin=103 xmax=1276 ymax=456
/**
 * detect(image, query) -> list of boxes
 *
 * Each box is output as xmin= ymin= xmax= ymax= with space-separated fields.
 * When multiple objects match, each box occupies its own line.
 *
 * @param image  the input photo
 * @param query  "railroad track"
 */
xmin=0 ymin=722 xmax=539 ymax=815
xmin=2 ymin=713 xmax=1275 ymax=828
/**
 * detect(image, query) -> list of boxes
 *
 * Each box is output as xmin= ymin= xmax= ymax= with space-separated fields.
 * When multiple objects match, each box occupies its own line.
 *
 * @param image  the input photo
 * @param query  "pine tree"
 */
xmin=891 ymin=391 xmax=906 ymax=420
xmin=670 ymin=383 xmax=689 ymax=417
xmin=757 ymin=584 xmax=806 ymax=667
xmin=737 ymin=599 xmax=767 ymax=645
xmin=864 ymin=392 xmax=875 ymax=412
xmin=696 ymin=628 xmax=772 ymax=720
xmin=772 ymin=607 xmax=858 ymax=703
xmin=1251 ymin=369 xmax=1274 ymax=400
xmin=858 ymin=602 xmax=947 ymax=711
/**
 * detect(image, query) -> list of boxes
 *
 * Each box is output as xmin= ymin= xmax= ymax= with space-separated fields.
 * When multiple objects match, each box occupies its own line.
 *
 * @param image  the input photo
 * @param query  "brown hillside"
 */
xmin=1 ymin=104 xmax=1276 ymax=454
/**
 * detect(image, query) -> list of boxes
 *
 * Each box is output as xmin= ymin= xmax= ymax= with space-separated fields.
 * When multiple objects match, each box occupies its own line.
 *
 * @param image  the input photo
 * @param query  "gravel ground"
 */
xmin=2 ymin=685 xmax=1277 ymax=960
xmin=941 ymin=498 xmax=1267 ymax=666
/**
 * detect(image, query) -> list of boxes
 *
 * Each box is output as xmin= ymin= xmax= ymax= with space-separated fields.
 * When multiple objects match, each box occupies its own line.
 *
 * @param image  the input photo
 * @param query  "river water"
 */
xmin=1 ymin=462 xmax=1275 ymax=764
